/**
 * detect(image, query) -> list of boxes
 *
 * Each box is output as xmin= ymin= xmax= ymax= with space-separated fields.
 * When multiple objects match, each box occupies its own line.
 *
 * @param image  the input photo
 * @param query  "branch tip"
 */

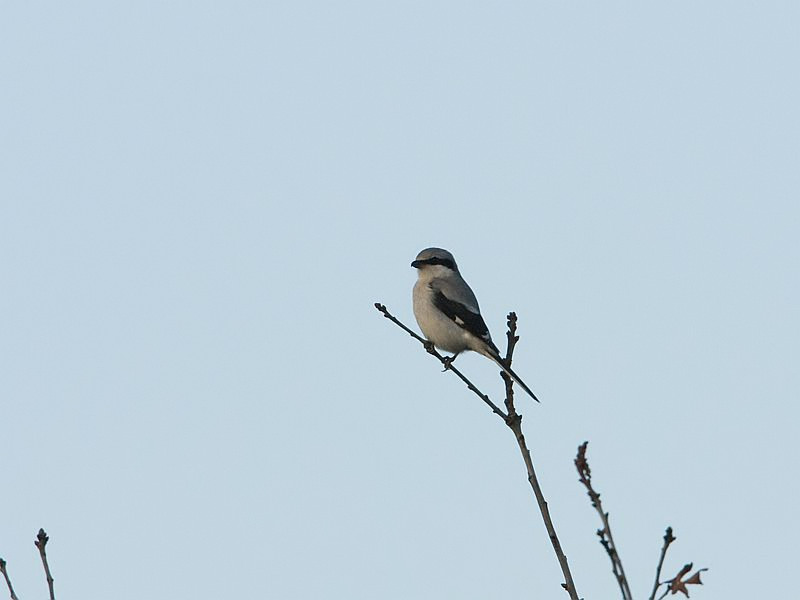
xmin=0 ymin=555 xmax=18 ymax=600
xmin=35 ymin=528 xmax=49 ymax=549
xmin=575 ymin=442 xmax=632 ymax=600
xmin=664 ymin=526 xmax=676 ymax=544
xmin=35 ymin=528 xmax=55 ymax=600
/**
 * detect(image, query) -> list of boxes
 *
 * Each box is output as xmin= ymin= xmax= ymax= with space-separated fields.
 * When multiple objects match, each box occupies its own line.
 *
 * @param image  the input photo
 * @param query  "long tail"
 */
xmin=483 ymin=349 xmax=540 ymax=403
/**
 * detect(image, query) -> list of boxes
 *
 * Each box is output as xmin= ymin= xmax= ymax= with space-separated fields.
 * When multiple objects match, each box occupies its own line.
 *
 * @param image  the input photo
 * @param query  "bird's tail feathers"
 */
xmin=478 ymin=347 xmax=540 ymax=403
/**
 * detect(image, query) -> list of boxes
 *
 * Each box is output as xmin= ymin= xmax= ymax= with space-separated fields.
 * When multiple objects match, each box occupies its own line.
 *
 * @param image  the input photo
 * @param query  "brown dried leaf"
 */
xmin=684 ymin=571 xmax=705 ymax=585
xmin=668 ymin=563 xmax=708 ymax=597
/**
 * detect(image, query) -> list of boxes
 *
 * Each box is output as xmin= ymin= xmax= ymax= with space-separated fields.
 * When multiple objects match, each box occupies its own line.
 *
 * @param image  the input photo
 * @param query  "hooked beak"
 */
xmin=411 ymin=260 xmax=423 ymax=268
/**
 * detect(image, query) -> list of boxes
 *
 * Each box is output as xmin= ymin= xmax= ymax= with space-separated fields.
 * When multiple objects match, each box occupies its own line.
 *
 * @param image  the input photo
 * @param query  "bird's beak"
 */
xmin=411 ymin=260 xmax=423 ymax=268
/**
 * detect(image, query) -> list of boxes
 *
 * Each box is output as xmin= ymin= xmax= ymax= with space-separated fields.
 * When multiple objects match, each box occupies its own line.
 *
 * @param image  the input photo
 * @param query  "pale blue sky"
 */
xmin=1 ymin=2 xmax=798 ymax=599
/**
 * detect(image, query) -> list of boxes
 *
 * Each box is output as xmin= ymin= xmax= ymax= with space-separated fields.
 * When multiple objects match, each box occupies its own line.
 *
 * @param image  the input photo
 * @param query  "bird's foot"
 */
xmin=441 ymin=353 xmax=460 ymax=371
xmin=423 ymin=341 xmax=436 ymax=354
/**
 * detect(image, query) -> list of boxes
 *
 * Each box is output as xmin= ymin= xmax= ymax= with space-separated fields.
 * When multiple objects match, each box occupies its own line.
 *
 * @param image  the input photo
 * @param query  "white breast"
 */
xmin=412 ymin=280 xmax=472 ymax=353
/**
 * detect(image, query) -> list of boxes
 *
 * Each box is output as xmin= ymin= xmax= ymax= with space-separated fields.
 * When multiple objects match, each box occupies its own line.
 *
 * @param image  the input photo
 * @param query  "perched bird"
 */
xmin=411 ymin=247 xmax=539 ymax=402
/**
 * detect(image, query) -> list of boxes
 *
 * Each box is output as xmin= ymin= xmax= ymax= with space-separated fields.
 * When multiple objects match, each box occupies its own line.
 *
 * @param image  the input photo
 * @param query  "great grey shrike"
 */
xmin=411 ymin=247 xmax=539 ymax=402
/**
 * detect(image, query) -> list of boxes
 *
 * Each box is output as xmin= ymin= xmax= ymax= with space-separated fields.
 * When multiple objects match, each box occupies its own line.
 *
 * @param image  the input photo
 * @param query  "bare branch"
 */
xmin=0 ymin=558 xmax=19 ymax=600
xmin=375 ymin=303 xmax=580 ymax=599
xmin=575 ymin=442 xmax=633 ymax=600
xmin=648 ymin=527 xmax=676 ymax=600
xmin=505 ymin=412 xmax=580 ymax=599
xmin=374 ymin=303 xmax=508 ymax=419
xmin=501 ymin=312 xmax=520 ymax=417
xmin=646 ymin=529 xmax=708 ymax=599
xmin=503 ymin=311 xmax=520 ymax=363
xmin=35 ymin=528 xmax=55 ymax=600
xmin=501 ymin=312 xmax=579 ymax=599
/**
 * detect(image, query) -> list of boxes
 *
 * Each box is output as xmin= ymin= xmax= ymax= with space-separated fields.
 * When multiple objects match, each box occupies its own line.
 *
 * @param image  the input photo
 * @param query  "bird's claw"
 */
xmin=441 ymin=354 xmax=459 ymax=371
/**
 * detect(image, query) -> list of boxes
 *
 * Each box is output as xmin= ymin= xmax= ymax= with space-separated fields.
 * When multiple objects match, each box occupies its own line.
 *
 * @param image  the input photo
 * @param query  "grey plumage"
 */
xmin=411 ymin=247 xmax=539 ymax=402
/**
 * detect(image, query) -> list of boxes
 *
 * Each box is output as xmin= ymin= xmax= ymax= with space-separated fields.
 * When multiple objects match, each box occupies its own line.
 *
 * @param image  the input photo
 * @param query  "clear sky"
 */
xmin=1 ymin=2 xmax=798 ymax=599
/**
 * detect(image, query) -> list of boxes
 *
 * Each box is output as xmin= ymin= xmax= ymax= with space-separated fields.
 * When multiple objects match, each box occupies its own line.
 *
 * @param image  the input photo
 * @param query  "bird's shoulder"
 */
xmin=428 ymin=276 xmax=480 ymax=313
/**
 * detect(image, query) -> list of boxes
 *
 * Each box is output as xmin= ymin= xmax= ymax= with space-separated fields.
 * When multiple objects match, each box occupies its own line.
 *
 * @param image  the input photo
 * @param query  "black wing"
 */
xmin=432 ymin=289 xmax=499 ymax=354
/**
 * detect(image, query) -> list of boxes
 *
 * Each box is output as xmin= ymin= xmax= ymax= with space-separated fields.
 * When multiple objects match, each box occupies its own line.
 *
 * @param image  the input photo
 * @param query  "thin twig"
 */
xmin=35 ymin=528 xmax=55 ymax=600
xmin=500 ymin=312 xmax=579 ymax=600
xmin=0 ymin=559 xmax=19 ymax=600
xmin=575 ymin=442 xmax=633 ymax=600
xmin=374 ymin=303 xmax=508 ymax=419
xmin=375 ymin=302 xmax=580 ymax=600
xmin=505 ymin=414 xmax=579 ymax=599
xmin=648 ymin=527 xmax=676 ymax=600
xmin=502 ymin=313 xmax=520 ymax=417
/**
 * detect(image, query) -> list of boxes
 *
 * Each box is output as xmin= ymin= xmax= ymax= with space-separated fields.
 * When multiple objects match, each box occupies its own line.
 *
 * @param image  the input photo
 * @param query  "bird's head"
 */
xmin=411 ymin=247 xmax=459 ymax=279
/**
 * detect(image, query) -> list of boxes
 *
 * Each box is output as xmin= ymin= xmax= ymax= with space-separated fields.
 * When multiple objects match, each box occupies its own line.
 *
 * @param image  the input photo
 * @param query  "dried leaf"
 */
xmin=684 ymin=571 xmax=705 ymax=585
xmin=668 ymin=563 xmax=708 ymax=597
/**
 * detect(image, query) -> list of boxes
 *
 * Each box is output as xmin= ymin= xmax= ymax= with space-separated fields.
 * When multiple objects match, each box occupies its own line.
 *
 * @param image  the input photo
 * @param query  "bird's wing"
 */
xmin=430 ymin=282 xmax=499 ymax=354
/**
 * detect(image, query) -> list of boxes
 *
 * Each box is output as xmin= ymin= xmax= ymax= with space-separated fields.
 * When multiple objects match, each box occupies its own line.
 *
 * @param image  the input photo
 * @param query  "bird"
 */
xmin=411 ymin=247 xmax=539 ymax=402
